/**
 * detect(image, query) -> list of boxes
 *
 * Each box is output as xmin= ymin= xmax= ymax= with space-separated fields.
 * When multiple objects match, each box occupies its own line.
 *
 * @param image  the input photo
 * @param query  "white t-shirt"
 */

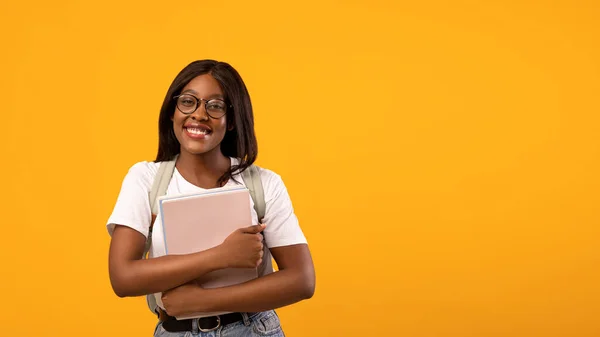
xmin=106 ymin=157 xmax=307 ymax=307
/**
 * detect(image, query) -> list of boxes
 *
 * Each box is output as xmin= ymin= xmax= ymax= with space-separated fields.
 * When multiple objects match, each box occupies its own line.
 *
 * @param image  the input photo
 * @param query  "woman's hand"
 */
xmin=162 ymin=243 xmax=316 ymax=315
xmin=218 ymin=224 xmax=266 ymax=268
xmin=161 ymin=282 xmax=204 ymax=317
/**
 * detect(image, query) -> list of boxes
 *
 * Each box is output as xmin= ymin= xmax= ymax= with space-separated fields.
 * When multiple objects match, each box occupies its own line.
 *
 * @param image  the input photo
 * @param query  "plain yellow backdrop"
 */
xmin=1 ymin=1 xmax=599 ymax=336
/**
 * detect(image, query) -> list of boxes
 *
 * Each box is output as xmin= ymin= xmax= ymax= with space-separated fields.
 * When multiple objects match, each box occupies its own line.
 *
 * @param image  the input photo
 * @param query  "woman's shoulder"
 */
xmin=230 ymin=157 xmax=285 ymax=192
xmin=120 ymin=160 xmax=161 ymax=189
xmin=126 ymin=160 xmax=160 ymax=176
xmin=251 ymin=164 xmax=290 ymax=195
xmin=254 ymin=165 xmax=280 ymax=182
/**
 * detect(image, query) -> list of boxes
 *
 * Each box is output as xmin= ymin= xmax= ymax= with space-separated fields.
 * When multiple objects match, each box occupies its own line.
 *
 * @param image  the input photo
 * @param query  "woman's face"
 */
xmin=171 ymin=74 xmax=230 ymax=157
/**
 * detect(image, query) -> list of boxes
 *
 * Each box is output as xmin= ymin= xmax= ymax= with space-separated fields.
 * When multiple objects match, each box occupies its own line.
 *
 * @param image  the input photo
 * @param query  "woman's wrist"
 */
xmin=198 ymin=245 xmax=230 ymax=271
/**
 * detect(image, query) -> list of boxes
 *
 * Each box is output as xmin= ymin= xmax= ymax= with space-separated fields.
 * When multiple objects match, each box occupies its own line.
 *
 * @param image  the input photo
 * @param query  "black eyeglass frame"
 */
xmin=173 ymin=94 xmax=232 ymax=119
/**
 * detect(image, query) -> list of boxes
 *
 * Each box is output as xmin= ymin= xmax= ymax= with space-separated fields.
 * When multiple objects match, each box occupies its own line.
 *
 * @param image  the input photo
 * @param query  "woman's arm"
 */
xmin=108 ymin=224 xmax=266 ymax=297
xmin=161 ymin=243 xmax=315 ymax=315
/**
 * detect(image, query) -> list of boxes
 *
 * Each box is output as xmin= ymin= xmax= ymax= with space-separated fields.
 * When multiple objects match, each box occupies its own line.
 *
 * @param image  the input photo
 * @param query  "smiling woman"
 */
xmin=170 ymin=75 xmax=231 ymax=166
xmin=106 ymin=60 xmax=316 ymax=337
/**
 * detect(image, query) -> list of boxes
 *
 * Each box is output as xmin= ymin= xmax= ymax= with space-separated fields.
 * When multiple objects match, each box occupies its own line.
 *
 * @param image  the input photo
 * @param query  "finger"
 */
xmin=241 ymin=224 xmax=266 ymax=234
xmin=256 ymin=233 xmax=263 ymax=241
xmin=256 ymin=258 xmax=263 ymax=267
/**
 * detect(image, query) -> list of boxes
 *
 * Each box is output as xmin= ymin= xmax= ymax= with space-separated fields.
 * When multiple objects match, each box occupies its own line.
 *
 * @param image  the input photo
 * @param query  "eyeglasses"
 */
xmin=173 ymin=94 xmax=229 ymax=119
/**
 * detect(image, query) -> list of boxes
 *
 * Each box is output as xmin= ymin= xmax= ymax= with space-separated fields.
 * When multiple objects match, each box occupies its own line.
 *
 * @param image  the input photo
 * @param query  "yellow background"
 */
xmin=1 ymin=1 xmax=599 ymax=336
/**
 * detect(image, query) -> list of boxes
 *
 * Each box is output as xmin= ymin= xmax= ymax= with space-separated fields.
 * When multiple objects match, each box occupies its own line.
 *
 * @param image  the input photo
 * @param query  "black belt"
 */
xmin=159 ymin=309 xmax=246 ymax=333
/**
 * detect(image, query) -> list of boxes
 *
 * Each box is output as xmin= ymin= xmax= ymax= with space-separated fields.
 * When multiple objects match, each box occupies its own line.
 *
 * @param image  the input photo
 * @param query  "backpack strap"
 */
xmin=145 ymin=157 xmax=177 ymax=257
xmin=241 ymin=165 xmax=266 ymax=223
xmin=144 ymin=156 xmax=177 ymax=316
xmin=149 ymin=159 xmax=177 ymax=217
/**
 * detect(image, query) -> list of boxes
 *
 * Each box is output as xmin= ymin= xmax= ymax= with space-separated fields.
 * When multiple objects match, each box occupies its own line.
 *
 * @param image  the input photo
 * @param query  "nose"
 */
xmin=190 ymin=100 xmax=209 ymax=121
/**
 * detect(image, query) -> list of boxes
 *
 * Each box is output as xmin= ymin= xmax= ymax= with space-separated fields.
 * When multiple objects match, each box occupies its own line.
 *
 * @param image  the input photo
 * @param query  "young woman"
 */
xmin=107 ymin=60 xmax=315 ymax=337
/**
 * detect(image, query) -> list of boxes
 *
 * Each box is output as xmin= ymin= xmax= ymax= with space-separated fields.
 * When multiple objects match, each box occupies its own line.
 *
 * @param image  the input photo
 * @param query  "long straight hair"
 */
xmin=155 ymin=60 xmax=258 ymax=185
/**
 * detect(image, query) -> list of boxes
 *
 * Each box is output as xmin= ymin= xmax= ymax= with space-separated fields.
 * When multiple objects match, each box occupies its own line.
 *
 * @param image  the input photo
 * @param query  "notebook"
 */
xmin=158 ymin=185 xmax=258 ymax=319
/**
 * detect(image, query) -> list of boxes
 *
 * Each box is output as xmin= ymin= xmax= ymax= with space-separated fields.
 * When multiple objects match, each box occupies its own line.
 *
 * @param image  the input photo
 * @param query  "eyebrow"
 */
xmin=181 ymin=89 xmax=225 ymax=99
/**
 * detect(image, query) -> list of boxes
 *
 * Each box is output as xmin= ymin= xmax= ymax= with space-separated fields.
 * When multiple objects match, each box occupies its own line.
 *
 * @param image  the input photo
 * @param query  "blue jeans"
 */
xmin=153 ymin=311 xmax=285 ymax=337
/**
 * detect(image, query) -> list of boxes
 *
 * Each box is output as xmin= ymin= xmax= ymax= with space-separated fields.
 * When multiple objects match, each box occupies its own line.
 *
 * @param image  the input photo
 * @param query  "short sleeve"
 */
xmin=106 ymin=162 xmax=157 ymax=238
xmin=260 ymin=169 xmax=307 ymax=248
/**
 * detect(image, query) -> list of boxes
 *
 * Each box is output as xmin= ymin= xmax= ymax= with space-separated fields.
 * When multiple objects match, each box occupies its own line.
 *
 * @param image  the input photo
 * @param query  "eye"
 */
xmin=178 ymin=96 xmax=196 ymax=107
xmin=207 ymin=101 xmax=226 ymax=111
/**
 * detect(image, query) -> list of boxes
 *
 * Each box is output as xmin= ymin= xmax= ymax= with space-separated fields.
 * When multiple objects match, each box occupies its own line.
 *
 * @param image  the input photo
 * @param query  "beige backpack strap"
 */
xmin=145 ymin=155 xmax=177 ymax=316
xmin=145 ymin=156 xmax=177 ymax=256
xmin=241 ymin=164 xmax=266 ymax=223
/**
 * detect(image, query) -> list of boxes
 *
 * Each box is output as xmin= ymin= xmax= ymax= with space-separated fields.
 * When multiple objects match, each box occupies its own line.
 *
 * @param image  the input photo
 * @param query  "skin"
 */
xmin=108 ymin=74 xmax=315 ymax=317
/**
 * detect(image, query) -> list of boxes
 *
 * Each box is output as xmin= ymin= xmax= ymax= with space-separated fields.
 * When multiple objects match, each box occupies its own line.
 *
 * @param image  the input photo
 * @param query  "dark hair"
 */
xmin=155 ymin=60 xmax=258 ymax=186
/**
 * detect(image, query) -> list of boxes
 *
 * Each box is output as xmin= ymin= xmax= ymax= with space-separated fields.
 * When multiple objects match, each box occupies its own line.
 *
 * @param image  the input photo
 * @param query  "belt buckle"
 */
xmin=197 ymin=316 xmax=221 ymax=332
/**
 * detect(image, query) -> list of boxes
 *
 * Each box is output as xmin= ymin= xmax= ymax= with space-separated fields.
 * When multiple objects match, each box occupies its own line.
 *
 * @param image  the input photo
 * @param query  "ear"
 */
xmin=227 ymin=117 xmax=235 ymax=131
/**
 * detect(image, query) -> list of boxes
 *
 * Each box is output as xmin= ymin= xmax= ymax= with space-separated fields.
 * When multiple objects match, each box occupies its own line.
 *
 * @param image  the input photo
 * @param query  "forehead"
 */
xmin=181 ymin=74 xmax=224 ymax=97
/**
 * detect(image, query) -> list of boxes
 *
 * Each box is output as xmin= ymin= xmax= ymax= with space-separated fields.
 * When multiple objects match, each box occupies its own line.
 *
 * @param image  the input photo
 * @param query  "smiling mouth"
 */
xmin=185 ymin=127 xmax=212 ymax=136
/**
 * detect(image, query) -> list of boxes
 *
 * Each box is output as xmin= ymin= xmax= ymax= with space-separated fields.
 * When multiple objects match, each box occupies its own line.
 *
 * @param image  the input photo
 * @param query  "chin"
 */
xmin=181 ymin=144 xmax=219 ymax=156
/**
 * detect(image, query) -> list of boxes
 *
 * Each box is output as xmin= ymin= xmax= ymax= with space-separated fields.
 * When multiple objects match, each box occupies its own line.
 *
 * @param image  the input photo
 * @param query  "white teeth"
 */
xmin=186 ymin=128 xmax=209 ymax=135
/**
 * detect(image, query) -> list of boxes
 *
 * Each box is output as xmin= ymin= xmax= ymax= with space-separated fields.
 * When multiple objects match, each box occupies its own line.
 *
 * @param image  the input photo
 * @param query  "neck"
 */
xmin=176 ymin=150 xmax=231 ymax=188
